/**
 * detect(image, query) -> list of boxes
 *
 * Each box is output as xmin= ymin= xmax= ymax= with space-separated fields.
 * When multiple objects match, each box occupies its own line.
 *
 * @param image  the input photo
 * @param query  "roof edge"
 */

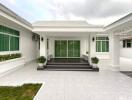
xmin=104 ymin=13 xmax=132 ymax=30
xmin=0 ymin=3 xmax=32 ymax=30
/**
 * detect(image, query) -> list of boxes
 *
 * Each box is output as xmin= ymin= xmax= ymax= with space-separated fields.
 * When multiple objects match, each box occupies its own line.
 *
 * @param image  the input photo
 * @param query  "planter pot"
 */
xmin=38 ymin=63 xmax=44 ymax=68
xmin=92 ymin=63 xmax=98 ymax=68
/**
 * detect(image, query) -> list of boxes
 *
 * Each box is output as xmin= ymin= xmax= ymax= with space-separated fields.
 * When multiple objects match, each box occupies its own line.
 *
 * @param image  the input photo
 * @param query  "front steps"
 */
xmin=37 ymin=58 xmax=99 ymax=71
xmin=37 ymin=64 xmax=99 ymax=72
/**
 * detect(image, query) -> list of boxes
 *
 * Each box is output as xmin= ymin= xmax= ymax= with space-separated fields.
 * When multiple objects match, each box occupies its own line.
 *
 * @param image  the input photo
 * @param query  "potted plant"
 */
xmin=37 ymin=56 xmax=46 ymax=68
xmin=91 ymin=57 xmax=99 ymax=68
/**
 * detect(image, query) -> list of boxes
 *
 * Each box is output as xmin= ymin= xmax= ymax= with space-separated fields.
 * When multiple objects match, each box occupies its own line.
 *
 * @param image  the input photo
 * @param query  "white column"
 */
xmin=109 ymin=33 xmax=120 ymax=71
xmin=89 ymin=34 xmax=96 ymax=64
xmin=40 ymin=35 xmax=47 ymax=58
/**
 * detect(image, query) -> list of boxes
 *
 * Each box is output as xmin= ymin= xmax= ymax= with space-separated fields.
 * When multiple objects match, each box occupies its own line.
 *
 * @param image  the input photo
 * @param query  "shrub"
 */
xmin=0 ymin=53 xmax=22 ymax=62
xmin=37 ymin=56 xmax=46 ymax=64
xmin=91 ymin=57 xmax=99 ymax=64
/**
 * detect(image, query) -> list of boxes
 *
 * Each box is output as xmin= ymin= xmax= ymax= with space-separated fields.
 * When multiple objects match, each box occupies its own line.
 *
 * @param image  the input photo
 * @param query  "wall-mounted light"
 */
xmin=41 ymin=37 xmax=43 ymax=41
xmin=92 ymin=37 xmax=95 ymax=42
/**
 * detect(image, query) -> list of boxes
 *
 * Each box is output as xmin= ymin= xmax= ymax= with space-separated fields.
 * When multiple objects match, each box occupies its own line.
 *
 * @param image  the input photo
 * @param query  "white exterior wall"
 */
xmin=0 ymin=18 xmax=38 ymax=74
xmin=40 ymin=35 xmax=47 ymax=57
xmin=90 ymin=34 xmax=111 ymax=70
xmin=120 ymin=48 xmax=132 ymax=71
xmin=20 ymin=30 xmax=38 ymax=63
xmin=120 ymin=48 xmax=132 ymax=58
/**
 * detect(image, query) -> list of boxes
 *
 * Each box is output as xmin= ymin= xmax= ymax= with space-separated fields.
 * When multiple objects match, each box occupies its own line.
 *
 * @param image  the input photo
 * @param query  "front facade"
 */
xmin=0 ymin=4 xmax=132 ymax=74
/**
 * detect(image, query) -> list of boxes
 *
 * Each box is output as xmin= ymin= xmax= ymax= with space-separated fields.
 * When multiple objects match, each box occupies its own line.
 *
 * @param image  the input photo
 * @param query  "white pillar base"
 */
xmin=110 ymin=64 xmax=120 ymax=71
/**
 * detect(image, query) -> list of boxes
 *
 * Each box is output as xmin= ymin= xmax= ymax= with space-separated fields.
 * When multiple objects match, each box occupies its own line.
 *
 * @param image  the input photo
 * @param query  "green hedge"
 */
xmin=0 ymin=53 xmax=22 ymax=62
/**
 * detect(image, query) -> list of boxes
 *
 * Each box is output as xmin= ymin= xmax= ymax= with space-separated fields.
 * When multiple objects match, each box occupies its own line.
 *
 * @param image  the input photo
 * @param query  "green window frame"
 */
xmin=0 ymin=25 xmax=20 ymax=52
xmin=96 ymin=36 xmax=109 ymax=52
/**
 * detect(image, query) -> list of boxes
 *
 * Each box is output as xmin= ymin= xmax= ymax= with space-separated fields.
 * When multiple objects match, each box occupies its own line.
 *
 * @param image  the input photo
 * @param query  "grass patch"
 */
xmin=0 ymin=83 xmax=42 ymax=100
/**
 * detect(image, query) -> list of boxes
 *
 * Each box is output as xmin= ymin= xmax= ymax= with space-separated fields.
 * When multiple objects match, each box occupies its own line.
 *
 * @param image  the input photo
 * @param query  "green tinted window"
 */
xmin=96 ymin=37 xmax=109 ymax=52
xmin=10 ymin=36 xmax=19 ymax=51
xmin=0 ymin=25 xmax=20 ymax=52
xmin=0 ymin=25 xmax=20 ymax=36
xmin=0 ymin=34 xmax=9 ymax=51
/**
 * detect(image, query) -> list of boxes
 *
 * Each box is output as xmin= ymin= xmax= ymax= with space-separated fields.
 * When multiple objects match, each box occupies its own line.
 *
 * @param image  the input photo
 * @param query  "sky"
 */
xmin=0 ymin=0 xmax=132 ymax=25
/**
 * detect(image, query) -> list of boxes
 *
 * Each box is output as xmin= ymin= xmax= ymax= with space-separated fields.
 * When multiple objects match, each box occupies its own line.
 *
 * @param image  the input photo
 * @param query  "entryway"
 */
xmin=55 ymin=40 xmax=80 ymax=58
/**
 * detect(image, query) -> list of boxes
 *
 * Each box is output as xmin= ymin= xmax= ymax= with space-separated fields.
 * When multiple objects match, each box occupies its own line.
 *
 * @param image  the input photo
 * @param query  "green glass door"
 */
xmin=73 ymin=41 xmax=80 ymax=57
xmin=55 ymin=40 xmax=80 ymax=58
xmin=55 ymin=40 xmax=61 ymax=57
xmin=60 ymin=40 xmax=67 ymax=57
xmin=68 ymin=40 xmax=80 ymax=57
xmin=55 ymin=40 xmax=67 ymax=57
xmin=68 ymin=40 xmax=74 ymax=57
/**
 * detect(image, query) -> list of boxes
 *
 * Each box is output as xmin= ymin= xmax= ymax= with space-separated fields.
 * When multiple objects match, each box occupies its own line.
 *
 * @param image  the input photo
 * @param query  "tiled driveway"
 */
xmin=0 ymin=61 xmax=132 ymax=100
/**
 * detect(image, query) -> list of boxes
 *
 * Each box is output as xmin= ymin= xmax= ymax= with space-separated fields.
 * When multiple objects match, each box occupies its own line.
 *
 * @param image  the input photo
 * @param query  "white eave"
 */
xmin=32 ymin=21 xmax=104 ymax=33
xmin=104 ymin=13 xmax=132 ymax=31
xmin=0 ymin=4 xmax=32 ymax=31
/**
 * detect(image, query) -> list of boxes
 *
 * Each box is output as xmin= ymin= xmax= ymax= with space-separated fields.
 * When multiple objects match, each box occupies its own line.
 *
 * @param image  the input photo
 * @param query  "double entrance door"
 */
xmin=55 ymin=40 xmax=80 ymax=58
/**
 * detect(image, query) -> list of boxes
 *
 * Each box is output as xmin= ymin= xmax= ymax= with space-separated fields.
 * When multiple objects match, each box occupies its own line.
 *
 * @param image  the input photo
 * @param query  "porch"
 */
xmin=33 ymin=21 xmax=121 ymax=71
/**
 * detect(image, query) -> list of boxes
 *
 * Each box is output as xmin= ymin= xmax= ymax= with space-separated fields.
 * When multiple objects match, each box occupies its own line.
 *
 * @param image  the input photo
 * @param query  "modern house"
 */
xmin=0 ymin=4 xmax=132 ymax=74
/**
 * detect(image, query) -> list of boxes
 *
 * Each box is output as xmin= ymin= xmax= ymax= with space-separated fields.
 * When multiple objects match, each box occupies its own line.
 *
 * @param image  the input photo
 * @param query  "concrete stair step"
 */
xmin=46 ymin=64 xmax=91 ymax=67
xmin=47 ymin=63 xmax=89 ymax=65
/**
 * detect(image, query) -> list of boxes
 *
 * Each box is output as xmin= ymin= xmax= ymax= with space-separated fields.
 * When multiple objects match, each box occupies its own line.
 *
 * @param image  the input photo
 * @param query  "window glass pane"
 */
xmin=127 ymin=42 xmax=131 ymax=48
xmin=96 ymin=41 xmax=101 ymax=52
xmin=0 ymin=34 xmax=9 ymax=51
xmin=68 ymin=40 xmax=74 ymax=57
xmin=3 ymin=35 xmax=9 ymax=51
xmin=106 ymin=41 xmax=109 ymax=52
xmin=0 ymin=34 xmax=4 ymax=51
xmin=60 ymin=40 xmax=67 ymax=57
xmin=102 ymin=41 xmax=106 ymax=52
xmin=15 ymin=37 xmax=19 ymax=50
xmin=55 ymin=40 xmax=61 ymax=57
xmin=10 ymin=36 xmax=15 ymax=51
xmin=10 ymin=36 xmax=19 ymax=51
xmin=0 ymin=25 xmax=3 ymax=32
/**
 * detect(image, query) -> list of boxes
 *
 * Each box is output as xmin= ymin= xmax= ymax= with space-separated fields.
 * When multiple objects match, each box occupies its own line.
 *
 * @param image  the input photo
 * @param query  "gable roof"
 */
xmin=32 ymin=20 xmax=103 ymax=28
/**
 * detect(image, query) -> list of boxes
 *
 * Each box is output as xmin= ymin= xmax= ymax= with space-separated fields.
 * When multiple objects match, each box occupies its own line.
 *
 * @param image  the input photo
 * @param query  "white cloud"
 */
xmin=0 ymin=0 xmax=17 ymax=5
xmin=1 ymin=0 xmax=132 ymax=25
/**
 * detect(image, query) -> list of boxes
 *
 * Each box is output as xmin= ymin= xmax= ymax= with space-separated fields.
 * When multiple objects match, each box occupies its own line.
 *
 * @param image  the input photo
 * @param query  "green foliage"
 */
xmin=0 ymin=53 xmax=22 ymax=62
xmin=91 ymin=57 xmax=99 ymax=64
xmin=0 ymin=83 xmax=42 ymax=100
xmin=37 ymin=56 xmax=46 ymax=63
